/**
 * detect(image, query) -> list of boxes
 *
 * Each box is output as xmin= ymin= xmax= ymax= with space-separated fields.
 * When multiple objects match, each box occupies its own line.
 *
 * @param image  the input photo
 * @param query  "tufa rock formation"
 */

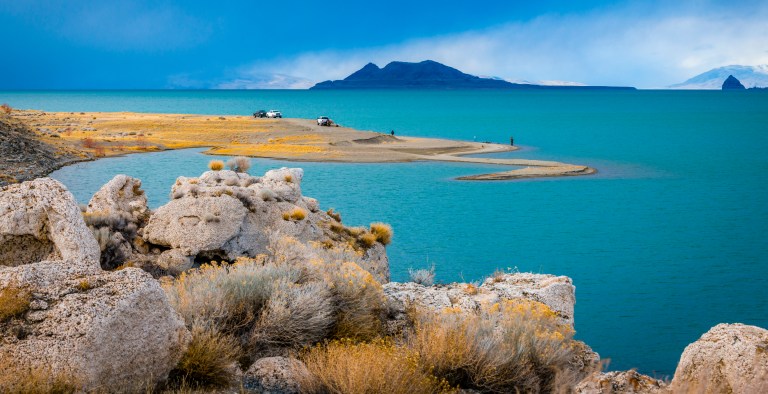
xmin=243 ymin=356 xmax=312 ymax=394
xmin=139 ymin=167 xmax=390 ymax=282
xmin=574 ymin=370 xmax=667 ymax=393
xmin=722 ymin=75 xmax=746 ymax=90
xmin=0 ymin=178 xmax=189 ymax=392
xmin=670 ymin=323 xmax=768 ymax=393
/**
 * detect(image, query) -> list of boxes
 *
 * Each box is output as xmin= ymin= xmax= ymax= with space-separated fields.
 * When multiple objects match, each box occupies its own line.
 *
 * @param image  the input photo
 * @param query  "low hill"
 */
xmin=311 ymin=60 xmax=635 ymax=90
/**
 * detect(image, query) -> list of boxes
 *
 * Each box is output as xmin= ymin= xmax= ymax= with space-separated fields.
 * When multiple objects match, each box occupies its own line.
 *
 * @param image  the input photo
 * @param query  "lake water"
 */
xmin=3 ymin=89 xmax=767 ymax=377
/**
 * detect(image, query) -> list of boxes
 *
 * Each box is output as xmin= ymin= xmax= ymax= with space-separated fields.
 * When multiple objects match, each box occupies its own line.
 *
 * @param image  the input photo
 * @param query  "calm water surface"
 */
xmin=4 ymin=89 xmax=767 ymax=376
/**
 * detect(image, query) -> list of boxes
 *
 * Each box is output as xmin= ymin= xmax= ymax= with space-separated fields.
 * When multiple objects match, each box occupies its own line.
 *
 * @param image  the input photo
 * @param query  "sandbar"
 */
xmin=12 ymin=110 xmax=596 ymax=181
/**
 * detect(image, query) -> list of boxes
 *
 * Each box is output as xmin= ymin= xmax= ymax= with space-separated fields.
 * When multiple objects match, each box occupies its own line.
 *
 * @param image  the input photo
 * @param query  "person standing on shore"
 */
xmin=510 ymin=136 xmax=514 ymax=146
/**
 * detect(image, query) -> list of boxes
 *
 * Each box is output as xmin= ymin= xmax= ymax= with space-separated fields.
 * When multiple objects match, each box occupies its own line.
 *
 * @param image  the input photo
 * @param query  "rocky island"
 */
xmin=1 ymin=164 xmax=766 ymax=393
xmin=311 ymin=60 xmax=636 ymax=90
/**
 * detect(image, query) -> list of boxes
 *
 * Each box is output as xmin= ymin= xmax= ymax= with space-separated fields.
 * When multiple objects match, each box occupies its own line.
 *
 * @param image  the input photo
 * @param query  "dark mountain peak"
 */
xmin=345 ymin=63 xmax=381 ymax=81
xmin=310 ymin=60 xmax=635 ymax=90
xmin=722 ymin=75 xmax=746 ymax=90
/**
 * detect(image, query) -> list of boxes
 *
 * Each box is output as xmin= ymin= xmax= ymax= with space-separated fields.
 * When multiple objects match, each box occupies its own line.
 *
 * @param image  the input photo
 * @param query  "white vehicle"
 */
xmin=266 ymin=110 xmax=282 ymax=118
xmin=317 ymin=116 xmax=331 ymax=126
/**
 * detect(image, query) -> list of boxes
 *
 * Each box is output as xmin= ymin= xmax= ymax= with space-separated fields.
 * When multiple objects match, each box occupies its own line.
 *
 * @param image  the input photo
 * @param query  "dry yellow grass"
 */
xmin=300 ymin=338 xmax=454 ymax=394
xmin=210 ymin=143 xmax=328 ymax=157
xmin=168 ymin=323 xmax=241 ymax=389
xmin=0 ymin=352 xmax=81 ymax=394
xmin=369 ymin=222 xmax=393 ymax=245
xmin=282 ymin=207 xmax=306 ymax=221
xmin=410 ymin=300 xmax=577 ymax=393
xmin=208 ymin=160 xmax=225 ymax=171
xmin=358 ymin=232 xmax=377 ymax=248
xmin=0 ymin=282 xmax=31 ymax=321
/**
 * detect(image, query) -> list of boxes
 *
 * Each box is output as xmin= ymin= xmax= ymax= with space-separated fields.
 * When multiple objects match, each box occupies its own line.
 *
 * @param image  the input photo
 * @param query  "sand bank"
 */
xmin=13 ymin=110 xmax=595 ymax=180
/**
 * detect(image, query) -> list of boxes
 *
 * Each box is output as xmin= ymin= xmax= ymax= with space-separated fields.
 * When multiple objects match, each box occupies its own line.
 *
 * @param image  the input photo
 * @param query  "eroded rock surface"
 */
xmin=142 ymin=168 xmax=390 ymax=282
xmin=243 ymin=356 xmax=311 ymax=394
xmin=384 ymin=273 xmax=576 ymax=326
xmin=574 ymin=370 xmax=667 ymax=394
xmin=670 ymin=323 xmax=768 ymax=393
xmin=0 ymin=178 xmax=99 ymax=268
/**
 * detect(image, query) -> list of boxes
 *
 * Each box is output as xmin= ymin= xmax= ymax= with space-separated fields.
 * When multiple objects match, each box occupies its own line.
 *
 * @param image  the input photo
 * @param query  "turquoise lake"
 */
xmin=2 ymin=89 xmax=767 ymax=377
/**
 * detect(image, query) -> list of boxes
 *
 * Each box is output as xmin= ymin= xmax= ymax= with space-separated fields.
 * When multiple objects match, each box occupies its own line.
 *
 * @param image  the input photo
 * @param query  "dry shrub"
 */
xmin=0 ymin=354 xmax=80 ymax=394
xmin=329 ymin=221 xmax=344 ymax=234
xmin=282 ymin=207 xmax=306 ymax=221
xmin=326 ymin=208 xmax=342 ymax=222
xmin=284 ymin=174 xmax=293 ymax=183
xmin=249 ymin=279 xmax=334 ymax=357
xmin=409 ymin=299 xmax=578 ymax=393
xmin=369 ymin=222 xmax=393 ymax=245
xmin=0 ymin=103 xmax=11 ymax=115
xmin=409 ymin=266 xmax=436 ymax=286
xmin=208 ymin=160 xmax=225 ymax=171
xmin=0 ymin=283 xmax=31 ymax=322
xmin=322 ymin=261 xmax=387 ymax=340
xmin=168 ymin=322 xmax=241 ymax=389
xmin=163 ymin=261 xmax=299 ymax=336
xmin=300 ymin=338 xmax=454 ymax=394
xmin=81 ymin=137 xmax=99 ymax=149
xmin=227 ymin=156 xmax=251 ymax=173
xmin=82 ymin=211 xmax=137 ymax=270
xmin=358 ymin=232 xmax=377 ymax=248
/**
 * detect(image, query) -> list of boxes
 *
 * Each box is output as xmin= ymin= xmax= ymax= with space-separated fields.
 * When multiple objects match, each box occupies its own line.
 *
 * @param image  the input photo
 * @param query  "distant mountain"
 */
xmin=722 ymin=75 xmax=746 ymax=90
xmin=310 ymin=60 xmax=634 ymax=90
xmin=670 ymin=65 xmax=768 ymax=89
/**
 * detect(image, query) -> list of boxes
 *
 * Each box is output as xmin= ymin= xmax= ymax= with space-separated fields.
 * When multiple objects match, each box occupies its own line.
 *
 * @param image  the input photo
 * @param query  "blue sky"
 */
xmin=1 ymin=0 xmax=766 ymax=89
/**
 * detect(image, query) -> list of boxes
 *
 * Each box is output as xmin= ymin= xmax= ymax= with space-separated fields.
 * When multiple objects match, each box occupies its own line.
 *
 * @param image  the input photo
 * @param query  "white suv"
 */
xmin=317 ymin=116 xmax=331 ymax=126
xmin=266 ymin=110 xmax=282 ymax=118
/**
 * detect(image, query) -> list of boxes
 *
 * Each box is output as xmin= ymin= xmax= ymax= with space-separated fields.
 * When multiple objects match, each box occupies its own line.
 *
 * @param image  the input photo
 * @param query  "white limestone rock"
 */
xmin=670 ymin=323 xmax=768 ymax=393
xmin=574 ymin=370 xmax=667 ymax=393
xmin=0 ymin=262 xmax=190 ymax=392
xmin=0 ymin=178 xmax=99 ymax=268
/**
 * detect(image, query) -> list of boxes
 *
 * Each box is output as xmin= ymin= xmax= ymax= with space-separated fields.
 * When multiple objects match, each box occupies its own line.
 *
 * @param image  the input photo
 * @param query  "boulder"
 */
xmin=86 ymin=174 xmax=149 ymax=223
xmin=574 ymin=370 xmax=667 ymax=393
xmin=670 ymin=323 xmax=768 ymax=393
xmin=0 ymin=178 xmax=99 ymax=268
xmin=0 ymin=263 xmax=189 ymax=392
xmin=243 ymin=356 xmax=311 ymax=394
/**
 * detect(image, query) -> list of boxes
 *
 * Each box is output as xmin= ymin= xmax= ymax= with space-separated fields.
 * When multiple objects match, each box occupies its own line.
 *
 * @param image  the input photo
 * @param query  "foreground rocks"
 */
xmin=670 ymin=323 xmax=768 ymax=393
xmin=0 ymin=178 xmax=189 ymax=392
xmin=243 ymin=356 xmax=311 ymax=394
xmin=574 ymin=370 xmax=667 ymax=393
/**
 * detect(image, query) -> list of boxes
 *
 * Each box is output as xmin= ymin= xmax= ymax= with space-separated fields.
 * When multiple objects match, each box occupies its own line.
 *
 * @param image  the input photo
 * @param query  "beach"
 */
xmin=13 ymin=110 xmax=595 ymax=181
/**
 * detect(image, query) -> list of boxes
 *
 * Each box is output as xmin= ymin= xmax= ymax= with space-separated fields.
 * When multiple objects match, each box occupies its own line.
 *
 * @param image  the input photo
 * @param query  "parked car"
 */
xmin=253 ymin=110 xmax=267 ymax=118
xmin=266 ymin=110 xmax=282 ymax=118
xmin=317 ymin=116 xmax=331 ymax=126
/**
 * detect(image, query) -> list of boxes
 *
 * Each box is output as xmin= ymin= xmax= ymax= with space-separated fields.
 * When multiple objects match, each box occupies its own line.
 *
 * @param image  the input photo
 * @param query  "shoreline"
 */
xmin=8 ymin=109 xmax=596 ymax=181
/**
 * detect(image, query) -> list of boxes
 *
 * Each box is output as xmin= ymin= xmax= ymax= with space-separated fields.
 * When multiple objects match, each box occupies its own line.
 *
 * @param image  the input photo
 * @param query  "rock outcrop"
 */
xmin=0 ymin=113 xmax=83 ymax=187
xmin=243 ymin=356 xmax=311 ymax=394
xmin=0 ymin=178 xmax=189 ymax=392
xmin=670 ymin=323 xmax=768 ymax=393
xmin=84 ymin=175 xmax=151 ymax=269
xmin=384 ymin=273 xmax=599 ymax=380
xmin=722 ymin=74 xmax=746 ymax=90
xmin=0 ymin=178 xmax=100 ymax=267
xmin=384 ymin=273 xmax=576 ymax=327
xmin=574 ymin=370 xmax=667 ymax=393
xmin=142 ymin=168 xmax=390 ymax=282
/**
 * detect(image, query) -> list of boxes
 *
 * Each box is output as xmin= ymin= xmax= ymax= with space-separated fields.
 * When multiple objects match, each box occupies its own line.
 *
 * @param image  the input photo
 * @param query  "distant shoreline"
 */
xmin=9 ymin=110 xmax=597 ymax=181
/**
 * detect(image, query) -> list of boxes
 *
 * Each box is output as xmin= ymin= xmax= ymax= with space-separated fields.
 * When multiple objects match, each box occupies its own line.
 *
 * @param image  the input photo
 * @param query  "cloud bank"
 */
xmin=221 ymin=1 xmax=768 ymax=88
